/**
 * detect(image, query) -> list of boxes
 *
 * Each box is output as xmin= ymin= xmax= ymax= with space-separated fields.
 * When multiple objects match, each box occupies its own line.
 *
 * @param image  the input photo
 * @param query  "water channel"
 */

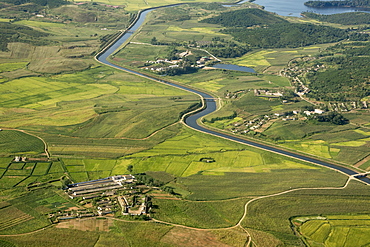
xmin=96 ymin=5 xmax=370 ymax=184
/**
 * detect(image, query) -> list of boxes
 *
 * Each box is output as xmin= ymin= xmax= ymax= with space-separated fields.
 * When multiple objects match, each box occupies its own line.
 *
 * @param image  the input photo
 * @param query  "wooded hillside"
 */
xmin=305 ymin=0 xmax=370 ymax=8
xmin=200 ymin=8 xmax=287 ymax=27
xmin=0 ymin=22 xmax=50 ymax=51
xmin=306 ymin=42 xmax=370 ymax=101
xmin=303 ymin=12 xmax=370 ymax=25
xmin=223 ymin=23 xmax=367 ymax=48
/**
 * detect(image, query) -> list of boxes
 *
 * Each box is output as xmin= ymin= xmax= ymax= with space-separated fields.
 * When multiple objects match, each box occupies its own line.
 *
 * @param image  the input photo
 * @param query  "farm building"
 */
xmin=66 ymin=175 xmax=136 ymax=197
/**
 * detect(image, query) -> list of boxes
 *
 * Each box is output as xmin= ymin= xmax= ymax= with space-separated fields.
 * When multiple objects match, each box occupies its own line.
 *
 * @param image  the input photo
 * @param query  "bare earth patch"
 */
xmin=56 ymin=218 xmax=114 ymax=232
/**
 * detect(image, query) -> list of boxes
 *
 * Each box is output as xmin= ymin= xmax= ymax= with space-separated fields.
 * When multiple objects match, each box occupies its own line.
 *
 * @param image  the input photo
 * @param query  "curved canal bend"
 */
xmin=96 ymin=7 xmax=370 ymax=184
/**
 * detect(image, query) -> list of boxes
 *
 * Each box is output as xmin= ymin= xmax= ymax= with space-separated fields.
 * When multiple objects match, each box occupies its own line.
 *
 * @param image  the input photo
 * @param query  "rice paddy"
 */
xmin=297 ymin=215 xmax=370 ymax=247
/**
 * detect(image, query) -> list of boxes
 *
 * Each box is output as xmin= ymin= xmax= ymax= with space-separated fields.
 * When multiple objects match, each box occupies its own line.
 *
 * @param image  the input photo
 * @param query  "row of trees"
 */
xmin=204 ymin=111 xmax=237 ymax=123
xmin=305 ymin=0 xmax=370 ymax=8
xmin=309 ymin=112 xmax=349 ymax=125
xmin=303 ymin=12 xmax=370 ymax=25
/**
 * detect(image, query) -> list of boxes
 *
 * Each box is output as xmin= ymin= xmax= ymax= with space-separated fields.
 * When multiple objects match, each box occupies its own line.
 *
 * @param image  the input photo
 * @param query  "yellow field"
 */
xmin=167 ymin=26 xmax=226 ymax=36
xmin=354 ymin=129 xmax=370 ymax=136
xmin=194 ymin=79 xmax=224 ymax=92
xmin=232 ymin=50 xmax=275 ymax=67
xmin=95 ymin=0 xmax=234 ymax=11
xmin=0 ymin=77 xmax=117 ymax=109
xmin=282 ymin=140 xmax=332 ymax=158
xmin=202 ymin=160 xmax=318 ymax=174
xmin=332 ymin=140 xmax=367 ymax=147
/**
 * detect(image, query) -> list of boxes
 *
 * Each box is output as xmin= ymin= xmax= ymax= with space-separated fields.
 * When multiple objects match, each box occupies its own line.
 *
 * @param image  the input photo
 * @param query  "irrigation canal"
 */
xmin=96 ymin=6 xmax=370 ymax=184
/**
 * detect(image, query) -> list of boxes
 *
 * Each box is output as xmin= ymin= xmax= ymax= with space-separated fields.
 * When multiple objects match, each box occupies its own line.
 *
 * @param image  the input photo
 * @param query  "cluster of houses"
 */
xmin=282 ymin=57 xmax=370 ymax=111
xmin=225 ymin=90 xmax=248 ymax=99
xmin=142 ymin=50 xmax=214 ymax=72
xmin=229 ymin=109 xmax=326 ymax=134
xmin=254 ymin=89 xmax=283 ymax=98
xmin=52 ymin=175 xmax=151 ymax=222
xmin=13 ymin=156 xmax=28 ymax=162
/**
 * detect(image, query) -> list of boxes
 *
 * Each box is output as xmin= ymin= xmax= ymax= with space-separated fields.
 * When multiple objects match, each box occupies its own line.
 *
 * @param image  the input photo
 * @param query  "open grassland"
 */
xmin=0 ymin=64 xmax=199 ymax=156
xmin=178 ymin=167 xmax=348 ymax=200
xmin=231 ymin=43 xmax=334 ymax=73
xmin=0 ymin=228 xmax=100 ymax=247
xmin=0 ymin=220 xmax=247 ymax=246
xmin=172 ymin=70 xmax=289 ymax=97
xmin=127 ymin=148 xmax=319 ymax=178
xmin=267 ymin=122 xmax=370 ymax=164
xmin=152 ymin=198 xmax=247 ymax=228
xmin=0 ymin=130 xmax=45 ymax=156
xmin=114 ymin=0 xmax=234 ymax=13
xmin=0 ymin=76 xmax=117 ymax=110
xmin=231 ymin=92 xmax=308 ymax=116
xmin=298 ymin=215 xmax=370 ymax=247
xmin=14 ymin=19 xmax=117 ymax=42
xmin=40 ymin=123 xmax=182 ymax=158
xmin=127 ymin=126 xmax=246 ymax=157
xmin=0 ymin=62 xmax=28 ymax=73
xmin=242 ymin=181 xmax=370 ymax=246
xmin=0 ymin=43 xmax=93 ymax=74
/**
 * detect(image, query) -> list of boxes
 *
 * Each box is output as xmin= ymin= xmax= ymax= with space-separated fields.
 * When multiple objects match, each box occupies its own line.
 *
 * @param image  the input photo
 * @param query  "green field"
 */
xmin=297 ymin=215 xmax=370 ymax=246
xmin=0 ymin=220 xmax=248 ymax=246
xmin=0 ymin=130 xmax=45 ymax=156
xmin=0 ymin=158 xmax=65 ymax=189
xmin=242 ymin=181 xmax=370 ymax=246
xmin=152 ymin=198 xmax=247 ymax=228
xmin=0 ymin=189 xmax=73 ymax=235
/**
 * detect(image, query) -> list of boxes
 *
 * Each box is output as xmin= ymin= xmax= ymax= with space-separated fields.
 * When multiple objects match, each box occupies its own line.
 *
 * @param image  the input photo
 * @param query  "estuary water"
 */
xmin=242 ymin=0 xmax=370 ymax=17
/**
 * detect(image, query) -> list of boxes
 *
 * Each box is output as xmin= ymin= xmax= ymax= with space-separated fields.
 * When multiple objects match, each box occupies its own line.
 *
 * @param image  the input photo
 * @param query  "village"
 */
xmin=48 ymin=175 xmax=154 ymax=223
xmin=219 ymin=88 xmax=331 ymax=135
xmin=141 ymin=49 xmax=215 ymax=74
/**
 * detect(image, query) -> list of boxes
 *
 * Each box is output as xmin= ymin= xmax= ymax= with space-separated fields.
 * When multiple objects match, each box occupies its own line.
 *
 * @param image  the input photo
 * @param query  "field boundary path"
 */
xmin=4 ymin=128 xmax=50 ymax=158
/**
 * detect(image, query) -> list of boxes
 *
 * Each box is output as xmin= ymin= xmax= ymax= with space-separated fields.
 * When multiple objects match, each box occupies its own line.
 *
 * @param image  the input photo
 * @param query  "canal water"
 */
xmin=96 ymin=4 xmax=370 ymax=184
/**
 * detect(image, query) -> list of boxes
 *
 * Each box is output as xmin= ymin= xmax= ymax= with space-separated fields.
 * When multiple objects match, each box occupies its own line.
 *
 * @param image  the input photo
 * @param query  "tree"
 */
xmin=150 ymin=37 xmax=158 ymax=45
xmin=127 ymin=165 xmax=133 ymax=173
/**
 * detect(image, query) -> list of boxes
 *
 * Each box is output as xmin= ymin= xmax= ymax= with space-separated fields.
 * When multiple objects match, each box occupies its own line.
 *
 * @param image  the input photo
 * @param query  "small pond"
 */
xmin=212 ymin=64 xmax=256 ymax=73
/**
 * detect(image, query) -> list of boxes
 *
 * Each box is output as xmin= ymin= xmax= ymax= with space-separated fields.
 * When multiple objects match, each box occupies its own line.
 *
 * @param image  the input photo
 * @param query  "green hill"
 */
xmin=0 ymin=22 xmax=50 ymax=51
xmin=223 ymin=23 xmax=367 ymax=48
xmin=200 ymin=8 xmax=287 ymax=27
xmin=1 ymin=0 xmax=68 ymax=8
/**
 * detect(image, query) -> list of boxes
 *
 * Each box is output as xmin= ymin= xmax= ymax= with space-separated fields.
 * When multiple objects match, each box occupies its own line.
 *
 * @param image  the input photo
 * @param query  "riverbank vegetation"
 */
xmin=303 ymin=11 xmax=370 ymax=25
xmin=305 ymin=0 xmax=370 ymax=8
